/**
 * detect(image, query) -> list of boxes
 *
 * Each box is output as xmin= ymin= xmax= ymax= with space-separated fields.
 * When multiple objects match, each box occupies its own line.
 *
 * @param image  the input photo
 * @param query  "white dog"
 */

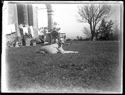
xmin=38 ymin=38 xmax=78 ymax=54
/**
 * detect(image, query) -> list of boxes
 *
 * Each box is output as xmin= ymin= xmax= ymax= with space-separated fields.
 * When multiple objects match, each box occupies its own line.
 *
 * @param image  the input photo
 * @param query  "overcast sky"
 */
xmin=52 ymin=4 xmax=85 ymax=39
xmin=30 ymin=3 xmax=122 ymax=39
xmin=52 ymin=4 xmax=121 ymax=39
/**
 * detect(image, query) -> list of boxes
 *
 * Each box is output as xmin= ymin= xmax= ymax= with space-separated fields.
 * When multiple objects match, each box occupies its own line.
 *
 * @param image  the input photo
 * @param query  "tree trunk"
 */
xmin=90 ymin=25 xmax=96 ymax=41
xmin=91 ymin=30 xmax=95 ymax=41
xmin=90 ymin=24 xmax=95 ymax=41
xmin=91 ymin=32 xmax=94 ymax=41
xmin=90 ymin=21 xmax=97 ymax=41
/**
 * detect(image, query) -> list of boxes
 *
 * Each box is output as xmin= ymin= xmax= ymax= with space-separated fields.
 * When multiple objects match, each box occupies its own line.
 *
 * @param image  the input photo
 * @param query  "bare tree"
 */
xmin=82 ymin=26 xmax=91 ymax=39
xmin=78 ymin=4 xmax=111 ymax=40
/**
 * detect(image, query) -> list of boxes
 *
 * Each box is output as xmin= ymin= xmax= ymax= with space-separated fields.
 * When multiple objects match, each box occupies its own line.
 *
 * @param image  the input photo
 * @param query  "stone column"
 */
xmin=46 ymin=4 xmax=53 ymax=44
xmin=46 ymin=4 xmax=53 ymax=32
xmin=32 ymin=5 xmax=38 ymax=39
xmin=15 ymin=4 xmax=20 ymax=38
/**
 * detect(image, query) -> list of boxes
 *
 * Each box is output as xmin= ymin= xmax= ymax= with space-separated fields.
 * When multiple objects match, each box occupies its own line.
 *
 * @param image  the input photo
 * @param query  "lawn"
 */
xmin=6 ymin=41 xmax=121 ymax=92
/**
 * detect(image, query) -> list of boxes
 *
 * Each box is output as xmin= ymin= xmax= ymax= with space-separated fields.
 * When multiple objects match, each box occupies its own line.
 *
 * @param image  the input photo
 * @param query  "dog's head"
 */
xmin=56 ymin=38 xmax=65 ymax=48
xmin=60 ymin=38 xmax=64 ymax=44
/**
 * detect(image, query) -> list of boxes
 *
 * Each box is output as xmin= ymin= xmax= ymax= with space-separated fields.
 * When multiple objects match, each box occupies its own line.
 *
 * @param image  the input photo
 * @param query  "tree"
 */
xmin=78 ymin=4 xmax=111 ymax=40
xmin=96 ymin=19 xmax=114 ymax=40
xmin=112 ymin=24 xmax=120 ymax=40
xmin=82 ymin=26 xmax=91 ymax=40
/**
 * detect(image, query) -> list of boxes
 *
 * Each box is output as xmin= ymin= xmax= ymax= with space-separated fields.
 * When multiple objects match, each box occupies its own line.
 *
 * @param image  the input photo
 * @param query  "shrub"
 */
xmin=96 ymin=19 xmax=114 ymax=40
xmin=66 ymin=38 xmax=72 ymax=41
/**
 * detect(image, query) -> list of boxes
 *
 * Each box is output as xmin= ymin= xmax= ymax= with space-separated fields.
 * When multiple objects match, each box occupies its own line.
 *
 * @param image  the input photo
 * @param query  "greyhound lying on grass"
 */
xmin=37 ymin=39 xmax=78 ymax=54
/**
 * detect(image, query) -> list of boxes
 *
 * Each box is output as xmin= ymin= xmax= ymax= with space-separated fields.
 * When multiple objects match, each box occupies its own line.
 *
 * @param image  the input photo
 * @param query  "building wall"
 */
xmin=6 ymin=4 xmax=53 ymax=42
xmin=8 ymin=4 xmax=17 ymax=25
xmin=7 ymin=4 xmax=20 ymax=37
xmin=17 ymin=4 xmax=28 ymax=25
xmin=16 ymin=4 xmax=39 ymax=38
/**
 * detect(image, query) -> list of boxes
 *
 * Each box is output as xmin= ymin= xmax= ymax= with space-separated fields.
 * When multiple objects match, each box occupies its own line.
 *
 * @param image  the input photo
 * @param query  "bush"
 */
xmin=66 ymin=38 xmax=72 ymax=41
xmin=82 ymin=38 xmax=91 ymax=41
xmin=76 ymin=36 xmax=84 ymax=41
xmin=96 ymin=19 xmax=114 ymax=40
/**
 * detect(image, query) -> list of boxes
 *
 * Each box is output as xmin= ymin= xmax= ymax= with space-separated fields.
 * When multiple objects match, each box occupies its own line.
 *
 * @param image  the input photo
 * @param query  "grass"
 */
xmin=6 ymin=41 xmax=121 ymax=92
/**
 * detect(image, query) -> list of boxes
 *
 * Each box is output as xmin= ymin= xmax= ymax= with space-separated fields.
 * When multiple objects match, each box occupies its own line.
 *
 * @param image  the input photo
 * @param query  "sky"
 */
xmin=52 ymin=4 xmax=85 ymax=39
xmin=37 ymin=3 xmax=121 ymax=39
xmin=52 ymin=4 xmax=121 ymax=39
